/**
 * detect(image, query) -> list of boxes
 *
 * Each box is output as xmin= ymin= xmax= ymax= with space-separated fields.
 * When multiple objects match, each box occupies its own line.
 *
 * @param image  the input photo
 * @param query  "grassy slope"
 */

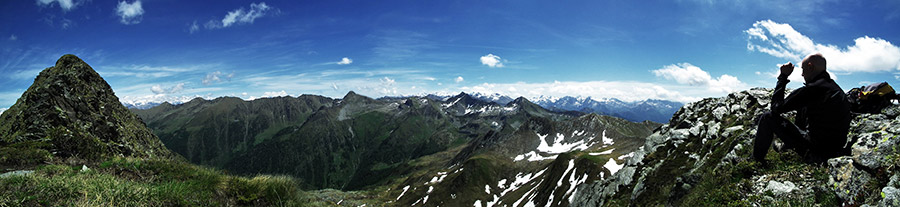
xmin=0 ymin=157 xmax=392 ymax=206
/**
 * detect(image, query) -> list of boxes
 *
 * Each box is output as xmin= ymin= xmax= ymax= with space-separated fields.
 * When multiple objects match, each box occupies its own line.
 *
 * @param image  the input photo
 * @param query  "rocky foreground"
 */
xmin=572 ymin=88 xmax=900 ymax=206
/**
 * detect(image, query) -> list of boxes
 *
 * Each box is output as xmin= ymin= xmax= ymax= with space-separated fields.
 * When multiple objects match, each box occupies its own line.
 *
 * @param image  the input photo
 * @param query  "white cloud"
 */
xmin=11 ymin=69 xmax=44 ymax=80
xmin=261 ymin=90 xmax=288 ymax=98
xmin=203 ymin=71 xmax=234 ymax=85
xmin=8 ymin=35 xmax=17 ymax=41
xmin=381 ymin=77 xmax=395 ymax=85
xmin=337 ymin=57 xmax=352 ymax=65
xmin=0 ymin=108 xmax=6 ymax=115
xmin=455 ymin=76 xmax=464 ymax=83
xmin=332 ymin=83 xmax=339 ymax=90
xmin=480 ymin=54 xmax=504 ymax=68
xmin=116 ymin=0 xmax=143 ymax=25
xmin=37 ymin=0 xmax=78 ymax=11
xmin=119 ymin=94 xmax=212 ymax=107
xmin=206 ymin=2 xmax=274 ymax=29
xmin=746 ymin=19 xmax=900 ymax=73
xmin=189 ymin=21 xmax=200 ymax=34
xmin=150 ymin=83 xmax=185 ymax=95
xmin=97 ymin=64 xmax=205 ymax=78
xmin=652 ymin=63 xmax=746 ymax=93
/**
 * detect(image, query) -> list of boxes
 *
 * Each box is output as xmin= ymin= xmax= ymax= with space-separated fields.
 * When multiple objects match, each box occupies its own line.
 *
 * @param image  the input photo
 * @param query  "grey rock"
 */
xmin=881 ymin=187 xmax=900 ymax=207
xmin=0 ymin=170 xmax=34 ymax=178
xmin=765 ymin=180 xmax=797 ymax=195
xmin=829 ymin=157 xmax=873 ymax=205
xmin=722 ymin=125 xmax=744 ymax=138
xmin=882 ymin=105 xmax=900 ymax=118
xmin=713 ymin=106 xmax=728 ymax=121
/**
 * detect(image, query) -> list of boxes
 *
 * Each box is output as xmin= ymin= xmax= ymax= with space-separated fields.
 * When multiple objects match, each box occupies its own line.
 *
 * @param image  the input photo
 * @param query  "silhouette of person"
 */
xmin=753 ymin=53 xmax=851 ymax=163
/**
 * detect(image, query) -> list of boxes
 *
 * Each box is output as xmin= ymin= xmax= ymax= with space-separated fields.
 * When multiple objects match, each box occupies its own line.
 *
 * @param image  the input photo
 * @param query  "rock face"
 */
xmin=572 ymin=88 xmax=900 ymax=206
xmin=0 ymin=54 xmax=174 ymax=168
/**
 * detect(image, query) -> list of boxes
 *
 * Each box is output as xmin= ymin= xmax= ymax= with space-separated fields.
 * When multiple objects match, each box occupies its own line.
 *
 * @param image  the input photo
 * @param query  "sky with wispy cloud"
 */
xmin=2 ymin=0 xmax=900 ymax=111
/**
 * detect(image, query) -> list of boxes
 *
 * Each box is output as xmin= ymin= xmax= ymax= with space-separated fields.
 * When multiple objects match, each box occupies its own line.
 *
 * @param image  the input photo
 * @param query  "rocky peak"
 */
xmin=509 ymin=96 xmax=537 ymax=107
xmin=447 ymin=92 xmax=485 ymax=106
xmin=0 ymin=54 xmax=174 ymax=168
xmin=341 ymin=91 xmax=375 ymax=104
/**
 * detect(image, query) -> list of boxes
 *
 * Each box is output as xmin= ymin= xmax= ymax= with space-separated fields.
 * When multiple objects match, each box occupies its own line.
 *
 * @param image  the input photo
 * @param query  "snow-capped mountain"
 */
xmin=470 ymin=93 xmax=683 ymax=123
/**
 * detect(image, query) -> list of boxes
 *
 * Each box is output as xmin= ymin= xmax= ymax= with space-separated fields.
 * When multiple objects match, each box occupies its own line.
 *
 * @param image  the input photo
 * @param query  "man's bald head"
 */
xmin=801 ymin=53 xmax=827 ymax=82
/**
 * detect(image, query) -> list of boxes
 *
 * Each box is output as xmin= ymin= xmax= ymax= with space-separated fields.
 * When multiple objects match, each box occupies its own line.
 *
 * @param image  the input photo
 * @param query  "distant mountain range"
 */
xmin=132 ymin=91 xmax=661 ymax=205
xmin=464 ymin=93 xmax=682 ymax=123
xmin=125 ymin=92 xmax=682 ymax=123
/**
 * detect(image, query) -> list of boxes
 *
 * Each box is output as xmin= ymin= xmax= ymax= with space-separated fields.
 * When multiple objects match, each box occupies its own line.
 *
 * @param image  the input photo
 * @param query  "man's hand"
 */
xmin=779 ymin=62 xmax=794 ymax=79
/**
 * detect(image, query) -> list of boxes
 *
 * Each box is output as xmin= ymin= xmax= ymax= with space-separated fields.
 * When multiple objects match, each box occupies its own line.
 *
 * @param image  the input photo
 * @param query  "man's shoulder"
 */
xmin=806 ymin=78 xmax=841 ymax=89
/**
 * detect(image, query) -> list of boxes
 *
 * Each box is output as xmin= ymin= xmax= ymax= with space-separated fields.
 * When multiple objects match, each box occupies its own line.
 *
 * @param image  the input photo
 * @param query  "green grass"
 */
xmin=0 ymin=157 xmax=311 ymax=206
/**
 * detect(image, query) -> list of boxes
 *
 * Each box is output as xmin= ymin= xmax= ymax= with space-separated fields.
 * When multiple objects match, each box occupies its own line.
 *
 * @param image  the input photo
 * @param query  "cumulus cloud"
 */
xmin=150 ymin=83 xmax=185 ymax=95
xmin=261 ymin=90 xmax=288 ymax=98
xmin=746 ymin=19 xmax=900 ymax=73
xmin=205 ymin=2 xmax=274 ymax=29
xmin=203 ymin=71 xmax=234 ymax=85
xmin=337 ymin=57 xmax=352 ymax=65
xmin=37 ymin=0 xmax=78 ymax=11
xmin=455 ymin=76 xmax=464 ymax=83
xmin=480 ymin=54 xmax=504 ymax=68
xmin=116 ymin=0 xmax=143 ymax=25
xmin=652 ymin=63 xmax=746 ymax=93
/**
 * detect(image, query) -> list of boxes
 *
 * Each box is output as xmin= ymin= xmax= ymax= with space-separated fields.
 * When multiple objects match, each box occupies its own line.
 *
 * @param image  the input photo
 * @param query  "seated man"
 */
xmin=753 ymin=53 xmax=851 ymax=163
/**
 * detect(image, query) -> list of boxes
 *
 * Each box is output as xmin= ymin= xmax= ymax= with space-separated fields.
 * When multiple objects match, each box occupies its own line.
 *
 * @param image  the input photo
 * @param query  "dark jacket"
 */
xmin=771 ymin=72 xmax=851 ymax=157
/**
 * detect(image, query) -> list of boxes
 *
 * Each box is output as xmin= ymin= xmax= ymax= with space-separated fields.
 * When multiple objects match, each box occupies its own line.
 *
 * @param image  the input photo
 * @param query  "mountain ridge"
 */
xmin=133 ymin=85 xmax=662 ymax=206
xmin=124 ymin=92 xmax=682 ymax=123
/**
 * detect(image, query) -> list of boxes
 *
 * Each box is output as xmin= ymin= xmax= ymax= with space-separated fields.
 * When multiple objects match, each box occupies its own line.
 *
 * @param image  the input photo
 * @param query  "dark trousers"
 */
xmin=753 ymin=112 xmax=810 ymax=161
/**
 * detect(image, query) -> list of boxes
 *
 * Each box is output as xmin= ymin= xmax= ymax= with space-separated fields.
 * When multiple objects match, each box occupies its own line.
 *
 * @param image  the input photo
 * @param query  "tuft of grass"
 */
xmin=0 ymin=141 xmax=52 ymax=166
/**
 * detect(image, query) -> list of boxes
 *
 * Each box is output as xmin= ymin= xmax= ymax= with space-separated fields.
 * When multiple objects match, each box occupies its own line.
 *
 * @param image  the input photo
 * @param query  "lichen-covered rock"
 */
xmin=573 ymin=87 xmax=900 ymax=206
xmin=829 ymin=157 xmax=874 ymax=204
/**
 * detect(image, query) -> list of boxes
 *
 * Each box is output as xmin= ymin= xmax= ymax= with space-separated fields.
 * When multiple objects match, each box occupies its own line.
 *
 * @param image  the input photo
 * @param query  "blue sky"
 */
xmin=2 ymin=0 xmax=900 ymax=111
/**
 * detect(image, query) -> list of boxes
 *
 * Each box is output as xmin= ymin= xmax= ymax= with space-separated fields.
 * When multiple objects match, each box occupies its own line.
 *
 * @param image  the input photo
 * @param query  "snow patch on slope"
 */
xmin=604 ymin=158 xmax=624 ymax=174
xmin=513 ymin=130 xmax=601 ymax=162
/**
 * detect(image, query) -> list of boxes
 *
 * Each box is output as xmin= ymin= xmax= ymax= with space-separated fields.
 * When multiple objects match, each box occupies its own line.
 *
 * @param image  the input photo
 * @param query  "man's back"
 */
xmin=797 ymin=76 xmax=852 ymax=155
